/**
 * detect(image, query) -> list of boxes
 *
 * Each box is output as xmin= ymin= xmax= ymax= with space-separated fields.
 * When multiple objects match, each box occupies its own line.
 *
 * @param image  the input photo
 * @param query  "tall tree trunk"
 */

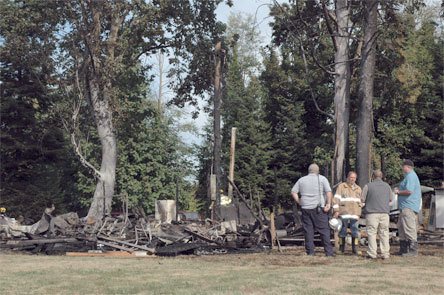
xmin=332 ymin=0 xmax=351 ymax=185
xmin=356 ymin=0 xmax=378 ymax=186
xmin=83 ymin=4 xmax=121 ymax=222
xmin=86 ymin=80 xmax=117 ymax=221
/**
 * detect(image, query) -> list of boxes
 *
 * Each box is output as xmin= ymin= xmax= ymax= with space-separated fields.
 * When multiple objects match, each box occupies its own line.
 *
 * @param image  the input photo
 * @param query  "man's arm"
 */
xmin=324 ymin=191 xmax=332 ymax=213
xmin=291 ymin=192 xmax=300 ymax=205
xmin=321 ymin=177 xmax=333 ymax=213
xmin=332 ymin=185 xmax=341 ymax=218
xmin=397 ymin=189 xmax=412 ymax=196
xmin=396 ymin=176 xmax=414 ymax=196
xmin=361 ymin=185 xmax=368 ymax=205
xmin=389 ymin=186 xmax=394 ymax=206
xmin=291 ymin=180 xmax=300 ymax=205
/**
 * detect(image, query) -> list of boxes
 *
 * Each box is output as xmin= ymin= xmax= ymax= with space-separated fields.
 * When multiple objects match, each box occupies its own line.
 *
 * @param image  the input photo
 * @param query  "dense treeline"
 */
xmin=1 ymin=0 xmax=225 ymax=220
xmin=1 ymin=1 xmax=442 ymax=220
xmin=197 ymin=1 xmax=443 ymax=213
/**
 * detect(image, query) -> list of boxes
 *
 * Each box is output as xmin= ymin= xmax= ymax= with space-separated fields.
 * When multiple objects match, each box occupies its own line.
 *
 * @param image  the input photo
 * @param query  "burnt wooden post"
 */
xmin=175 ymin=176 xmax=179 ymax=222
xmin=270 ymin=212 xmax=276 ymax=249
xmin=213 ymin=40 xmax=224 ymax=218
xmin=228 ymin=127 xmax=237 ymax=198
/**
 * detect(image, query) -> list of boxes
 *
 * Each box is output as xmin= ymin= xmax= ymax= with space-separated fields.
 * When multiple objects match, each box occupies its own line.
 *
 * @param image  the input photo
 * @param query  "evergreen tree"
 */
xmin=373 ymin=8 xmax=443 ymax=186
xmin=0 ymin=0 xmax=80 ymax=219
xmin=221 ymin=19 xmax=271 ymax=204
xmin=260 ymin=50 xmax=306 ymax=207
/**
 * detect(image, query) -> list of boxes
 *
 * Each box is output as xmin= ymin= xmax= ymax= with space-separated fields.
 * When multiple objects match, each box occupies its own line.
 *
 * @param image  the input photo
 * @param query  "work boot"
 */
xmin=402 ymin=240 xmax=418 ymax=257
xmin=351 ymin=237 xmax=358 ymax=255
xmin=339 ymin=237 xmax=345 ymax=253
xmin=397 ymin=240 xmax=408 ymax=255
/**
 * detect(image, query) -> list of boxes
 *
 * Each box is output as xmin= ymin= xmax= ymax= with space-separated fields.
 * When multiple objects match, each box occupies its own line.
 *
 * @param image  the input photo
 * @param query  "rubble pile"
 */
xmin=2 ymin=191 xmax=441 ymax=256
xmin=0 ymin=205 xmax=277 ymax=256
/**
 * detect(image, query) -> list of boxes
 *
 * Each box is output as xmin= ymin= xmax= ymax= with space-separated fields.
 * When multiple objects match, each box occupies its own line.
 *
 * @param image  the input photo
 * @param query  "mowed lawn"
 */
xmin=1 ymin=247 xmax=443 ymax=295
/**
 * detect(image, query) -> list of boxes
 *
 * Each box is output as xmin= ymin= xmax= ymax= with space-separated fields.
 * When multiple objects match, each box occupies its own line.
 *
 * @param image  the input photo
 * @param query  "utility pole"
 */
xmin=157 ymin=52 xmax=164 ymax=114
xmin=175 ymin=176 xmax=179 ymax=222
xmin=228 ymin=127 xmax=237 ymax=198
xmin=213 ymin=41 xmax=224 ymax=218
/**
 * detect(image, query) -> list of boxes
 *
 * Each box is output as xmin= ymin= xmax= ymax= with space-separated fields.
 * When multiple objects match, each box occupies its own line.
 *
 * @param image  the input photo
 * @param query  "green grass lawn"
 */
xmin=1 ymin=248 xmax=443 ymax=295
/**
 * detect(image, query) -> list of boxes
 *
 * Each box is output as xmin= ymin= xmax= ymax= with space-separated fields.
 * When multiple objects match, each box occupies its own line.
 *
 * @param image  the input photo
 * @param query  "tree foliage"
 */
xmin=1 ymin=0 xmax=442 ymax=221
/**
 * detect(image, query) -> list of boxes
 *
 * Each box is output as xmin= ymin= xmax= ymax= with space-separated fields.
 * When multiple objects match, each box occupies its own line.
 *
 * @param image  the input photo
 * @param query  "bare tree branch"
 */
xmin=57 ymin=65 xmax=103 ymax=180
xmin=311 ymin=46 xmax=337 ymax=75
xmin=272 ymin=0 xmax=334 ymax=120
xmin=321 ymin=0 xmax=338 ymax=51
xmin=300 ymin=43 xmax=335 ymax=121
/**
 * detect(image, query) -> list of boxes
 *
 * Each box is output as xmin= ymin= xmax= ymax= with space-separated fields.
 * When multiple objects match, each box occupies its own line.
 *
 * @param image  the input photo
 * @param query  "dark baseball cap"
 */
xmin=402 ymin=159 xmax=414 ymax=167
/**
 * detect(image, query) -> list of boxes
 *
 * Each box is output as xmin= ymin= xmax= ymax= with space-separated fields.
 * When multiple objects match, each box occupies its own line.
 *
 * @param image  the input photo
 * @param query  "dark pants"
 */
xmin=301 ymin=208 xmax=334 ymax=256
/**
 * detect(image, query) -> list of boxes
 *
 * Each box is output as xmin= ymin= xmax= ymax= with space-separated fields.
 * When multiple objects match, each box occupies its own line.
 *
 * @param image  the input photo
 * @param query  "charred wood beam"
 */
xmin=97 ymin=240 xmax=134 ymax=252
xmin=4 ymin=238 xmax=79 ymax=248
xmin=97 ymin=235 xmax=155 ymax=254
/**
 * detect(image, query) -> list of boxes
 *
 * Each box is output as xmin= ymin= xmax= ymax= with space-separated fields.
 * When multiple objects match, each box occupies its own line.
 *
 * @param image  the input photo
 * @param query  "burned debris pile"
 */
xmin=2 ymin=186 xmax=443 ymax=256
xmin=0 ymin=201 xmax=285 ymax=256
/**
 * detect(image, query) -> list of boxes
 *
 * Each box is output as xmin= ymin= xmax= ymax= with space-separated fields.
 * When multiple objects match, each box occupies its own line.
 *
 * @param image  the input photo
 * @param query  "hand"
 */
xmin=394 ymin=188 xmax=399 ymax=194
xmin=323 ymin=204 xmax=331 ymax=213
xmin=333 ymin=212 xmax=339 ymax=218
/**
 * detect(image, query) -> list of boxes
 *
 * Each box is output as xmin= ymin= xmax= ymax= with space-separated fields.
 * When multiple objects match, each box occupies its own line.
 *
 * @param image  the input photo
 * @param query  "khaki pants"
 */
xmin=398 ymin=208 xmax=418 ymax=241
xmin=366 ymin=213 xmax=390 ymax=258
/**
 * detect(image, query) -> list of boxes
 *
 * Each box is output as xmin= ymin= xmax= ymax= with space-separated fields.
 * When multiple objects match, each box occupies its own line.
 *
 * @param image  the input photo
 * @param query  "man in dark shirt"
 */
xmin=361 ymin=170 xmax=393 ymax=259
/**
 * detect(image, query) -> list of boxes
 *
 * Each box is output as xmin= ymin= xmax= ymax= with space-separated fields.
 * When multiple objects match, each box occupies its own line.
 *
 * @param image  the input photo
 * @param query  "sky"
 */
xmin=216 ymin=0 xmax=278 ymax=43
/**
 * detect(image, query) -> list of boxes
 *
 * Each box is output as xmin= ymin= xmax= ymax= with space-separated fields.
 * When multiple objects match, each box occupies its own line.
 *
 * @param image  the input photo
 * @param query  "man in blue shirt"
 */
xmin=395 ymin=159 xmax=421 ymax=257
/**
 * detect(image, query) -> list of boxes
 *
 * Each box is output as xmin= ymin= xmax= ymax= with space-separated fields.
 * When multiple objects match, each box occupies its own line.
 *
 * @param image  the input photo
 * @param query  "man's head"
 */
xmin=308 ymin=163 xmax=320 ymax=174
xmin=346 ymin=171 xmax=357 ymax=185
xmin=402 ymin=159 xmax=414 ymax=174
xmin=372 ymin=169 xmax=383 ymax=180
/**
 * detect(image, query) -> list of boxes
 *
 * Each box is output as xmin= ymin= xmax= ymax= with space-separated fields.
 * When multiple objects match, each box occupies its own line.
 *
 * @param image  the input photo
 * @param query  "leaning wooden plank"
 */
xmin=66 ymin=251 xmax=133 ymax=257
xmin=97 ymin=240 xmax=134 ymax=252
xmin=227 ymin=178 xmax=265 ymax=227
xmin=97 ymin=235 xmax=155 ymax=254
xmin=418 ymin=240 xmax=444 ymax=245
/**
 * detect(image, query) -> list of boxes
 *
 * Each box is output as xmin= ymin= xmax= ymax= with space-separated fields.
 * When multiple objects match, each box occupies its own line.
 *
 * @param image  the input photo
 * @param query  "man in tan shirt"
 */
xmin=333 ymin=171 xmax=363 ymax=254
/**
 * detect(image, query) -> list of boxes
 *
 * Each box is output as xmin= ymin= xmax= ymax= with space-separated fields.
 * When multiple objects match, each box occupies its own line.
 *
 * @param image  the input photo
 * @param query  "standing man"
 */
xmin=333 ymin=171 xmax=362 ymax=255
xmin=395 ymin=159 xmax=421 ymax=257
xmin=291 ymin=164 xmax=334 ymax=257
xmin=361 ymin=170 xmax=393 ymax=259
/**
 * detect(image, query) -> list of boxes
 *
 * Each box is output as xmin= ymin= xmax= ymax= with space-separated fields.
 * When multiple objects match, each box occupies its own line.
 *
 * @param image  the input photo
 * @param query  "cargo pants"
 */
xmin=366 ymin=213 xmax=390 ymax=258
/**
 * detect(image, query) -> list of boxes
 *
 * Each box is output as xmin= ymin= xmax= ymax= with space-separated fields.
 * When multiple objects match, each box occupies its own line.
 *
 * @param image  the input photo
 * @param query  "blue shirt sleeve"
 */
xmin=399 ymin=177 xmax=408 ymax=191
xmin=405 ymin=173 xmax=416 ymax=194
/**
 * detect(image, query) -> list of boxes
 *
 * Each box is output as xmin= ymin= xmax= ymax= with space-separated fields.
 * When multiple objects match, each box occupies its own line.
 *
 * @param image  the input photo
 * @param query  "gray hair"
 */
xmin=372 ymin=169 xmax=383 ymax=179
xmin=308 ymin=163 xmax=320 ymax=174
